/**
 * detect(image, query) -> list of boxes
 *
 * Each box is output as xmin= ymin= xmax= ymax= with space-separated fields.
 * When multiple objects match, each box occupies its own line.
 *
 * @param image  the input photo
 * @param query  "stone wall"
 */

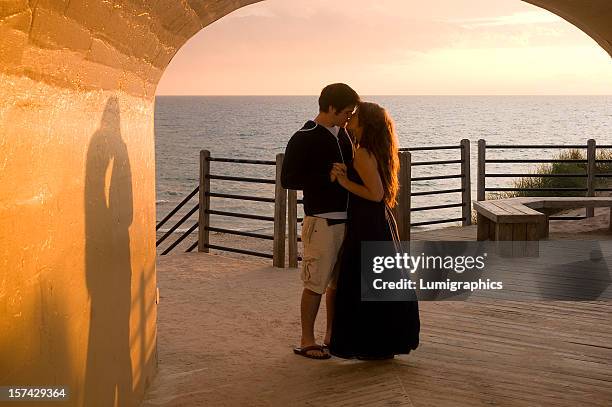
xmin=524 ymin=0 xmax=612 ymax=57
xmin=0 ymin=1 xmax=259 ymax=406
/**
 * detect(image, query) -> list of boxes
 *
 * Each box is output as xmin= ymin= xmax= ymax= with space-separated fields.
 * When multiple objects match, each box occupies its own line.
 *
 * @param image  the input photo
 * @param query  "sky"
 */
xmin=155 ymin=0 xmax=612 ymax=95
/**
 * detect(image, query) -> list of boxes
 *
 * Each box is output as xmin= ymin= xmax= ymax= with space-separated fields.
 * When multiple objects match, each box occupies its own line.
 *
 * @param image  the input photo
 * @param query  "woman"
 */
xmin=329 ymin=102 xmax=420 ymax=359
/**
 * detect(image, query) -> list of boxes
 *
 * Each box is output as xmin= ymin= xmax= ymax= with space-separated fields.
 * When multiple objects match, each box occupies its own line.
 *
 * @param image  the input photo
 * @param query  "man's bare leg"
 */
xmin=324 ymin=288 xmax=336 ymax=346
xmin=300 ymin=288 xmax=326 ymax=357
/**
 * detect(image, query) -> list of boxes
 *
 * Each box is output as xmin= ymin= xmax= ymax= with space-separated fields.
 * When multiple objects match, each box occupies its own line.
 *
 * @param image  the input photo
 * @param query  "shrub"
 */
xmin=487 ymin=148 xmax=612 ymax=200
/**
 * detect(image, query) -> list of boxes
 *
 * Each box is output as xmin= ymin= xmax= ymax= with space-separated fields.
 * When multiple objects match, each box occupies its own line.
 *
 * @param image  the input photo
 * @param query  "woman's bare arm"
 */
xmin=333 ymin=148 xmax=384 ymax=202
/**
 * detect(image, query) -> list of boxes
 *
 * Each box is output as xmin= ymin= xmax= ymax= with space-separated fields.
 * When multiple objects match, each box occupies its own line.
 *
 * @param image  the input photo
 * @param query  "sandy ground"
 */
xmin=141 ymin=207 xmax=612 ymax=406
xmin=547 ymin=206 xmax=612 ymax=234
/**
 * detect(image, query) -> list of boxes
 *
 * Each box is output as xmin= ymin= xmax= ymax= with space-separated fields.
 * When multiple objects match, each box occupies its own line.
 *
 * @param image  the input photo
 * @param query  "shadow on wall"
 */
xmin=84 ymin=97 xmax=134 ymax=406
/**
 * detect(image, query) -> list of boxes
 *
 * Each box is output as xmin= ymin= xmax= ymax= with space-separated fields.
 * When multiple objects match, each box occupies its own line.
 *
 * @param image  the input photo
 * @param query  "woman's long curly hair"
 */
xmin=354 ymin=102 xmax=400 ymax=207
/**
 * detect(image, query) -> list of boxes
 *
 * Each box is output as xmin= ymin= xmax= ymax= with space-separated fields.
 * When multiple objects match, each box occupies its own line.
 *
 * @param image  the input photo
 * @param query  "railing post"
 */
xmin=273 ymin=153 xmax=287 ymax=268
xmin=198 ymin=150 xmax=211 ymax=252
xmin=394 ymin=151 xmax=411 ymax=240
xmin=587 ymin=139 xmax=596 ymax=217
xmin=287 ymin=190 xmax=298 ymax=268
xmin=477 ymin=139 xmax=486 ymax=201
xmin=461 ymin=139 xmax=472 ymax=226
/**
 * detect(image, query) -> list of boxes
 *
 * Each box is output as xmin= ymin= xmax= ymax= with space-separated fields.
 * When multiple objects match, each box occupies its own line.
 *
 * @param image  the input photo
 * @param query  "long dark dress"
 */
xmin=330 ymin=166 xmax=420 ymax=358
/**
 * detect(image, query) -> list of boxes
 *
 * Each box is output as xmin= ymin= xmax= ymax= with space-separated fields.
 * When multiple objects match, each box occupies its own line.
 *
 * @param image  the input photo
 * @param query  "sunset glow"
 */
xmin=156 ymin=0 xmax=612 ymax=95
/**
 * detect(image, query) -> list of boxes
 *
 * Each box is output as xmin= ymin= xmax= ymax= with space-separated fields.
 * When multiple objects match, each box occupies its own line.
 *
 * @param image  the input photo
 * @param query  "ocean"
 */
xmin=155 ymin=96 xmax=612 ymax=234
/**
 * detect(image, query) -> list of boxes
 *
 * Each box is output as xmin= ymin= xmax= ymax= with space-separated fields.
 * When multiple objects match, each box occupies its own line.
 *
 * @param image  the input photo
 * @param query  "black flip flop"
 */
xmin=293 ymin=345 xmax=331 ymax=360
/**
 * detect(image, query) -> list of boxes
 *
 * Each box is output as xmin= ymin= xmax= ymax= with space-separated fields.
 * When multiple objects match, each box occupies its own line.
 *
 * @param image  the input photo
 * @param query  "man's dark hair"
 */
xmin=318 ymin=83 xmax=360 ymax=113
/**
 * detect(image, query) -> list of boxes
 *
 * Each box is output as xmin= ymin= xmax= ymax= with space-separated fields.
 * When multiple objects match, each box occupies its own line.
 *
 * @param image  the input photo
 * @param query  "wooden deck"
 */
xmin=142 ymin=223 xmax=612 ymax=406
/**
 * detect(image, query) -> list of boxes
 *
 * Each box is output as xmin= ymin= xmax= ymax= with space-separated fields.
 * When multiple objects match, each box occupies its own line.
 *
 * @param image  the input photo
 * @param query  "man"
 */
xmin=281 ymin=83 xmax=360 ymax=359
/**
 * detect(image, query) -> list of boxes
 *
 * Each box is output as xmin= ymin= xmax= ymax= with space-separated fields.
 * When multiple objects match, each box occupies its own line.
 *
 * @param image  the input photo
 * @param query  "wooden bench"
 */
xmin=474 ymin=197 xmax=612 ymax=242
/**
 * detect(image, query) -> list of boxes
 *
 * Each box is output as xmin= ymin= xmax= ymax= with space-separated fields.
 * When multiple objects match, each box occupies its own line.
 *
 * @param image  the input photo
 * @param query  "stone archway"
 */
xmin=0 ymin=1 xmax=610 ymax=406
xmin=1 ymin=1 xmax=610 ymax=101
xmin=523 ymin=0 xmax=612 ymax=57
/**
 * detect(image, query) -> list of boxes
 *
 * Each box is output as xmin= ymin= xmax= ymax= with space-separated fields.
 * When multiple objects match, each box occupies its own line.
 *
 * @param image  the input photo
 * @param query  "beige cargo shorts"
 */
xmin=300 ymin=216 xmax=346 ymax=294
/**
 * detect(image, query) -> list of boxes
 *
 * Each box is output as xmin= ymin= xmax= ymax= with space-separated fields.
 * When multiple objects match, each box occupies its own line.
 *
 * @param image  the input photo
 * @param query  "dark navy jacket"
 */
xmin=281 ymin=120 xmax=353 ymax=216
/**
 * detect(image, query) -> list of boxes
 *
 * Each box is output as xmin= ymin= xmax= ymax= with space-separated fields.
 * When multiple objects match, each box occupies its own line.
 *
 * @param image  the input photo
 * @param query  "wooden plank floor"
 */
xmin=144 ymin=218 xmax=612 ymax=406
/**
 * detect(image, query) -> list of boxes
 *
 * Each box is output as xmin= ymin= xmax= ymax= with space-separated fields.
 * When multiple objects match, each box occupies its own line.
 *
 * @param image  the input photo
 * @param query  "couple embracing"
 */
xmin=281 ymin=83 xmax=420 ymax=360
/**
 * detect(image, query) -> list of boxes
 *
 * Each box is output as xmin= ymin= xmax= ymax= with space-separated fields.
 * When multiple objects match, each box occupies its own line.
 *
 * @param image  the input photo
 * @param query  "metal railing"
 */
xmin=402 ymin=139 xmax=471 ymax=228
xmin=155 ymin=186 xmax=200 ymax=255
xmin=156 ymin=139 xmax=611 ymax=266
xmin=199 ymin=151 xmax=286 ymax=267
xmin=156 ymin=151 xmax=287 ymax=267
xmin=477 ymin=139 xmax=612 ymax=219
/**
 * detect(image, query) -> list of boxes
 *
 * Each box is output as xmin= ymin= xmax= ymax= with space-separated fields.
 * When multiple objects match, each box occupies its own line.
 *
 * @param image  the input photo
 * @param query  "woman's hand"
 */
xmin=331 ymin=164 xmax=348 ymax=187
xmin=333 ymin=148 xmax=384 ymax=202
xmin=333 ymin=163 xmax=347 ymax=173
xmin=330 ymin=169 xmax=337 ymax=182
xmin=330 ymin=163 xmax=346 ymax=184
